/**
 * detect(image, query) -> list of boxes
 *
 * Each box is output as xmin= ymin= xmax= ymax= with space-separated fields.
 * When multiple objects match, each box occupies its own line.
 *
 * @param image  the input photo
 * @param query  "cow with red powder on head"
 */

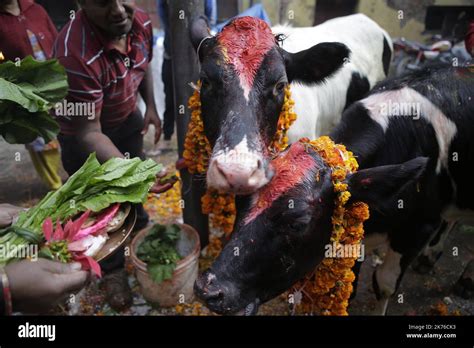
xmin=190 ymin=14 xmax=392 ymax=195
xmin=194 ymin=64 xmax=474 ymax=315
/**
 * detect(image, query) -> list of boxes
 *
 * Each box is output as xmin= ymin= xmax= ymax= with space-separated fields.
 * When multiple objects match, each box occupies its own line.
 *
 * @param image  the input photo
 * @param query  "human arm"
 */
xmin=140 ymin=63 xmax=162 ymax=145
xmin=4 ymin=259 xmax=89 ymax=314
xmin=0 ymin=204 xmax=26 ymax=228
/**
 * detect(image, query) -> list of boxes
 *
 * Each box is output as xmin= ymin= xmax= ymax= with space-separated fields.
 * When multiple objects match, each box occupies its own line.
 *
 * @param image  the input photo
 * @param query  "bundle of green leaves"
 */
xmin=0 ymin=56 xmax=67 ymax=144
xmin=137 ymin=224 xmax=182 ymax=284
xmin=0 ymin=153 xmax=162 ymax=265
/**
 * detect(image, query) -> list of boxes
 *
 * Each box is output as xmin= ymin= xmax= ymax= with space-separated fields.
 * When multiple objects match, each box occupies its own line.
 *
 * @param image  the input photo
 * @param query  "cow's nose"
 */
xmin=194 ymin=271 xmax=226 ymax=308
xmin=214 ymin=158 xmax=264 ymax=192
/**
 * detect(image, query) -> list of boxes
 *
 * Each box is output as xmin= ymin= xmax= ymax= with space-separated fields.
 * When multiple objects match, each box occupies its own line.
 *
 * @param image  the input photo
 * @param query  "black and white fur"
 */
xmin=332 ymin=64 xmax=474 ymax=314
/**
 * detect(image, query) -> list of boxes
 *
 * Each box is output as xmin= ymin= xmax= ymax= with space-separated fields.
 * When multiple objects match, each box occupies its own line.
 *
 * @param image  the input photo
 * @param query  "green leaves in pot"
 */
xmin=137 ymin=224 xmax=182 ymax=284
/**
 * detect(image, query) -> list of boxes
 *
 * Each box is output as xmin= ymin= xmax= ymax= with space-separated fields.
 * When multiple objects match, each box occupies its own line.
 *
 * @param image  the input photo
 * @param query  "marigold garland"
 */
xmin=144 ymin=170 xmax=182 ymax=224
xmin=184 ymin=85 xmax=368 ymax=316
xmin=291 ymin=136 xmax=370 ymax=316
xmin=184 ymin=82 xmax=297 ymax=235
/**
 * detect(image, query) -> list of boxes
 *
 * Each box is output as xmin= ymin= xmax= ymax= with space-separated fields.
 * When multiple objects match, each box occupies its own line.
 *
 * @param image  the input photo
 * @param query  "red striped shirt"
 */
xmin=0 ymin=0 xmax=57 ymax=61
xmin=54 ymin=8 xmax=153 ymax=135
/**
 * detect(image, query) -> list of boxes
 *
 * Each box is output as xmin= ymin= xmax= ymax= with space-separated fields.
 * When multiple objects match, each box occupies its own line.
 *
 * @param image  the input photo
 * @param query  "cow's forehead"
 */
xmin=244 ymin=143 xmax=319 ymax=225
xmin=216 ymin=16 xmax=276 ymax=99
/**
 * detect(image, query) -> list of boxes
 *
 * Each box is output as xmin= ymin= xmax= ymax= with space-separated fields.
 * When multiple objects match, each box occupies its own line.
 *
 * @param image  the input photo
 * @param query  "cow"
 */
xmin=190 ymin=14 xmax=392 ymax=195
xmin=194 ymin=64 xmax=474 ymax=315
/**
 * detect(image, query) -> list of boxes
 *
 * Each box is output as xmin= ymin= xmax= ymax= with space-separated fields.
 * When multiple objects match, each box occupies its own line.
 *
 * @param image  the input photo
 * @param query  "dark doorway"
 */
xmin=425 ymin=6 xmax=474 ymax=41
xmin=216 ymin=0 xmax=239 ymax=24
xmin=313 ymin=0 xmax=358 ymax=26
xmin=35 ymin=0 xmax=78 ymax=31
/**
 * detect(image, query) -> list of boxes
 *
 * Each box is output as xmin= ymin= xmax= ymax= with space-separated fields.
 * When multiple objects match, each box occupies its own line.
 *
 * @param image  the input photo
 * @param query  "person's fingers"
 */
xmin=41 ymin=259 xmax=82 ymax=274
xmin=69 ymin=262 xmax=83 ymax=272
xmin=175 ymin=158 xmax=187 ymax=170
xmin=154 ymin=123 xmax=162 ymax=144
xmin=150 ymin=182 xmax=173 ymax=194
xmin=57 ymin=270 xmax=90 ymax=294
xmin=0 ymin=203 xmax=23 ymax=212
xmin=156 ymin=170 xmax=168 ymax=178
xmin=0 ymin=213 xmax=13 ymax=228
xmin=141 ymin=118 xmax=150 ymax=135
xmin=155 ymin=129 xmax=161 ymax=144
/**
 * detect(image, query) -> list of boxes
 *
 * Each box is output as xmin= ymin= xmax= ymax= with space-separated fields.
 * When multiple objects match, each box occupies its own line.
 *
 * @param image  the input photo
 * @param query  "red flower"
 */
xmin=42 ymin=210 xmax=103 ymax=278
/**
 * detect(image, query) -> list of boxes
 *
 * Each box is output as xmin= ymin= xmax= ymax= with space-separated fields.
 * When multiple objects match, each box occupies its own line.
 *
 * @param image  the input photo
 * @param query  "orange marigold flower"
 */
xmin=292 ymin=136 xmax=369 ymax=316
xmin=185 ymin=83 xmax=296 ymax=236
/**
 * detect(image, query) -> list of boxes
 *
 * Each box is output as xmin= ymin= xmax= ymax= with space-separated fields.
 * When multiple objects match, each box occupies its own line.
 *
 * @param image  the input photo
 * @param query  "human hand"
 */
xmin=142 ymin=108 xmax=162 ymax=144
xmin=5 ymin=259 xmax=90 ymax=314
xmin=149 ymin=170 xmax=179 ymax=194
xmin=0 ymin=204 xmax=26 ymax=228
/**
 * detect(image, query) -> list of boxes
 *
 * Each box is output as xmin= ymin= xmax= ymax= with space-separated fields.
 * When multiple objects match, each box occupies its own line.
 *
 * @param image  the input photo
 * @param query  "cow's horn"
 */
xmin=190 ymin=15 xmax=212 ymax=55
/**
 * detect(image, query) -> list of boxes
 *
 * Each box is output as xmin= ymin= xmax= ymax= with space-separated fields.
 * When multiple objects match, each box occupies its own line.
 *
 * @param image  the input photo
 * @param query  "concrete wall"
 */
xmin=240 ymin=0 xmax=472 ymax=42
xmin=357 ymin=0 xmax=474 ymax=42
xmin=133 ymin=0 xmax=472 ymax=41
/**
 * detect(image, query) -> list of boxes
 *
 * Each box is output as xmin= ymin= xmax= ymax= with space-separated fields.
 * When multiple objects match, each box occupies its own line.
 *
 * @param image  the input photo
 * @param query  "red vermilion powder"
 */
xmin=244 ymin=142 xmax=316 ymax=224
xmin=217 ymin=16 xmax=276 ymax=98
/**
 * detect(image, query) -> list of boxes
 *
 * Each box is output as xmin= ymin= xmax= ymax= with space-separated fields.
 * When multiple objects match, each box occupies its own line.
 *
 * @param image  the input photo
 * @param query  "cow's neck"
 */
xmin=330 ymin=102 xmax=441 ymax=171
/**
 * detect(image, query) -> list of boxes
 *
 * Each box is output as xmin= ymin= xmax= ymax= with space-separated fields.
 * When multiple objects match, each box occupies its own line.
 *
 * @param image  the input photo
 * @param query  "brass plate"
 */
xmin=95 ymin=206 xmax=136 ymax=262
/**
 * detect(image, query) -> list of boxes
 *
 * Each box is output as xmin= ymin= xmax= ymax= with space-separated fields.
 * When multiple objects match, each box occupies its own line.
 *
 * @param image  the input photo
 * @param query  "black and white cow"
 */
xmin=194 ymin=64 xmax=474 ymax=315
xmin=190 ymin=14 xmax=392 ymax=195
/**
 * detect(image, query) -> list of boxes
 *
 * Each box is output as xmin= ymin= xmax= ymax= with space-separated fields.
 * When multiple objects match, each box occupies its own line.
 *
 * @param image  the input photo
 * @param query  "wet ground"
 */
xmin=0 ymin=134 xmax=472 ymax=316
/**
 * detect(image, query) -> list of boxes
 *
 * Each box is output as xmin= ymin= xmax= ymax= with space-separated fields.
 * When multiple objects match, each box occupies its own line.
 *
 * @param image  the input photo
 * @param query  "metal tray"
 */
xmin=95 ymin=206 xmax=136 ymax=262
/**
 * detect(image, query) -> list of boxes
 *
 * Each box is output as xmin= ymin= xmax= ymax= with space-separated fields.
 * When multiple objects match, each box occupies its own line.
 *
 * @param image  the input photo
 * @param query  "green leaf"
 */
xmin=78 ymin=183 xmax=154 ymax=212
xmin=0 ymin=57 xmax=67 ymax=144
xmin=0 ymin=56 xmax=68 ymax=104
xmin=90 ymin=157 xmax=142 ymax=183
xmin=106 ymin=160 xmax=161 ymax=187
xmin=38 ymin=247 xmax=54 ymax=260
xmin=148 ymin=262 xmax=176 ymax=284
xmin=3 ymin=153 xmax=162 ymax=264
xmin=137 ymin=224 xmax=182 ymax=284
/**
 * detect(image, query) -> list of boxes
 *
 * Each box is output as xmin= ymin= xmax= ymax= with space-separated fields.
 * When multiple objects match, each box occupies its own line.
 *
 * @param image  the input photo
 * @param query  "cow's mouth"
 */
xmin=234 ymin=298 xmax=260 ymax=316
xmin=200 ymin=293 xmax=261 ymax=316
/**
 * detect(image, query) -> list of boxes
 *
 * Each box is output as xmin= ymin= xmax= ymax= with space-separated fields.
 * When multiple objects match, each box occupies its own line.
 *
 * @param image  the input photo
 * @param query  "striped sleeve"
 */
xmin=136 ymin=9 xmax=154 ymax=62
xmin=57 ymin=55 xmax=104 ymax=117
xmin=146 ymin=18 xmax=153 ymax=62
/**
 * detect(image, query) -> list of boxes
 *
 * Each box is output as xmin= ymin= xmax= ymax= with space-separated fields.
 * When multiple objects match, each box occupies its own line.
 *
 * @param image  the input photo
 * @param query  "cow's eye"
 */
xmin=273 ymin=81 xmax=286 ymax=96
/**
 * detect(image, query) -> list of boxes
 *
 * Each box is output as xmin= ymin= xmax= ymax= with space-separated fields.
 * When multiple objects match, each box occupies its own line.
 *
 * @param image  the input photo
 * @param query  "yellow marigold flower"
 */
xmin=334 ymin=182 xmax=348 ymax=193
xmin=292 ymin=136 xmax=369 ymax=316
xmin=339 ymin=191 xmax=351 ymax=205
xmin=185 ymin=83 xmax=295 ymax=235
xmin=186 ymin=83 xmax=369 ymax=316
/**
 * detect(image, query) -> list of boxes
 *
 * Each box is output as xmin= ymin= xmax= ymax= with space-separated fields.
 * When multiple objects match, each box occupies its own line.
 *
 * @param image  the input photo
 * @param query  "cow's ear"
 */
xmin=346 ymin=157 xmax=429 ymax=216
xmin=189 ymin=16 xmax=212 ymax=58
xmin=283 ymin=42 xmax=350 ymax=84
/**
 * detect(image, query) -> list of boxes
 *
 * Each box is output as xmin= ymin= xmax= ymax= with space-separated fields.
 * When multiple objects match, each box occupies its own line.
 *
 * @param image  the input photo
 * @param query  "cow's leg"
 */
xmin=412 ymin=221 xmax=457 ymax=274
xmin=372 ymin=222 xmax=439 ymax=315
xmin=454 ymin=259 xmax=474 ymax=299
xmin=372 ymin=246 xmax=402 ymax=315
xmin=349 ymin=260 xmax=363 ymax=302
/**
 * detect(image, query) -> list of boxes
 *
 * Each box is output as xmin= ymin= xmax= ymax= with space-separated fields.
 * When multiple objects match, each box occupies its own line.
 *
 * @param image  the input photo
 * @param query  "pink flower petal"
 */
xmin=68 ymin=238 xmax=89 ymax=252
xmin=42 ymin=218 xmax=53 ymax=242
xmin=63 ymin=220 xmax=74 ymax=241
xmin=74 ymin=254 xmax=102 ymax=278
xmin=72 ymin=204 xmax=120 ymax=242
xmin=70 ymin=210 xmax=91 ymax=239
xmin=53 ymin=218 xmax=64 ymax=241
